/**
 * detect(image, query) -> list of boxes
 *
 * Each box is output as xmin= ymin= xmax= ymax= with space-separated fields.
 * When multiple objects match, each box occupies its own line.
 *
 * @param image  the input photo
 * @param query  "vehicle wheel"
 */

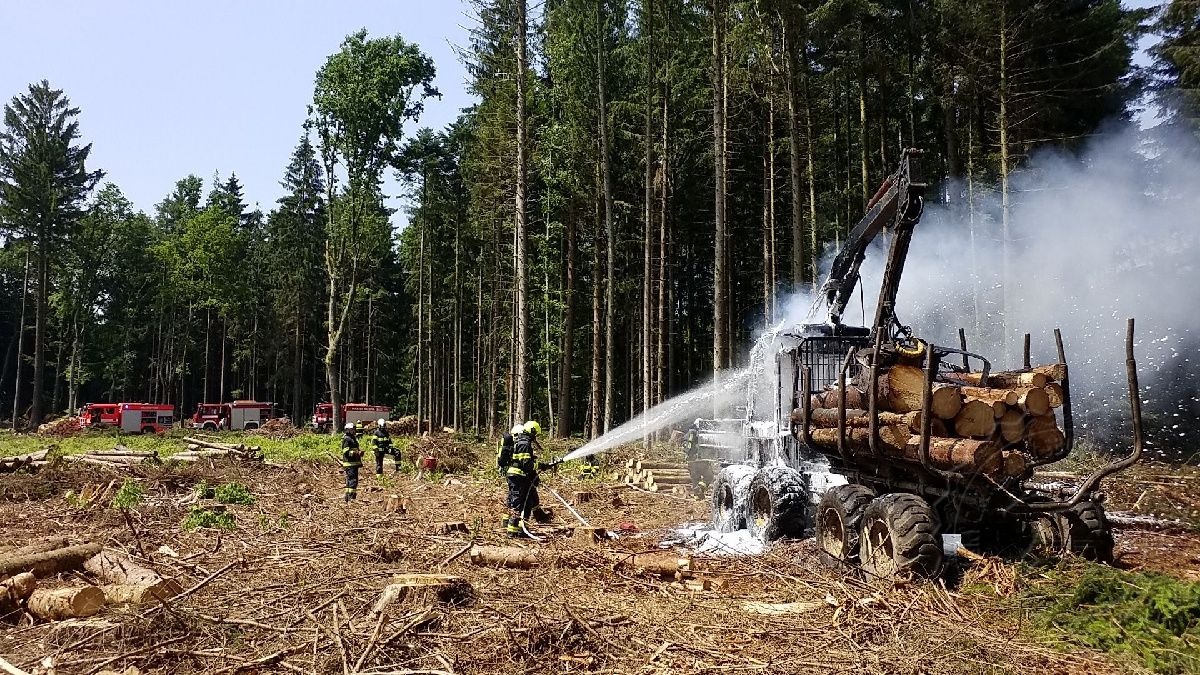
xmin=710 ymin=465 xmax=755 ymax=533
xmin=203 ymin=422 xmax=217 ymax=431
xmin=746 ymin=465 xmax=811 ymax=541
xmin=245 ymin=423 xmax=259 ymax=430
xmin=1058 ymin=500 xmax=1114 ymax=563
xmin=141 ymin=427 xmax=155 ymax=435
xmin=816 ymin=484 xmax=876 ymax=564
xmin=859 ymin=493 xmax=943 ymax=581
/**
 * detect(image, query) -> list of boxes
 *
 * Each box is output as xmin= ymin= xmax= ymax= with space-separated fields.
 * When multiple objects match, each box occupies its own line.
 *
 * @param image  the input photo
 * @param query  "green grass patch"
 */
xmin=111 ymin=479 xmax=144 ymax=509
xmin=182 ymin=506 xmax=236 ymax=531
xmin=213 ymin=482 xmax=254 ymax=505
xmin=1025 ymin=561 xmax=1200 ymax=674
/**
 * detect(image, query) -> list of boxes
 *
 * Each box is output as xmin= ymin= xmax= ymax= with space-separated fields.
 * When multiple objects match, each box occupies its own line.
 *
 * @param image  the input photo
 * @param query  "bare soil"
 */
xmin=0 ymin=452 xmax=1195 ymax=674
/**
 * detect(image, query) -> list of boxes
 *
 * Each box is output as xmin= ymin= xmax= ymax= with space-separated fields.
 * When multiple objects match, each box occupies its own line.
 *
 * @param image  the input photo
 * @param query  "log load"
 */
xmin=0 ymin=543 xmax=102 ymax=579
xmin=942 ymin=369 xmax=1048 ymax=389
xmin=1014 ymin=387 xmax=1051 ymax=416
xmin=1032 ymin=363 xmax=1067 ymax=382
xmin=954 ymin=400 xmax=997 ymax=438
xmin=1025 ymin=415 xmax=1066 ymax=459
xmin=83 ymin=550 xmax=181 ymax=601
xmin=877 ymin=365 xmax=963 ymax=419
xmin=999 ymin=410 xmax=1026 ymax=444
xmin=810 ymin=425 xmax=1001 ymax=474
xmin=1045 ymin=382 xmax=1064 ymax=408
xmin=27 ymin=586 xmax=105 ymax=620
xmin=1001 ymin=450 xmax=1028 ymax=478
xmin=809 ymin=386 xmax=867 ymax=410
xmin=792 ymin=408 xmax=948 ymax=436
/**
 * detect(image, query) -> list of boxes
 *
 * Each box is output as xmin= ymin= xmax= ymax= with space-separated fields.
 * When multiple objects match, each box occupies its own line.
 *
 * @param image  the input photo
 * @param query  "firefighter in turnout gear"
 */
xmin=341 ymin=422 xmax=362 ymax=502
xmin=371 ymin=418 xmax=399 ymax=475
xmin=500 ymin=420 xmax=550 ymax=537
xmin=496 ymin=423 xmax=524 ymax=472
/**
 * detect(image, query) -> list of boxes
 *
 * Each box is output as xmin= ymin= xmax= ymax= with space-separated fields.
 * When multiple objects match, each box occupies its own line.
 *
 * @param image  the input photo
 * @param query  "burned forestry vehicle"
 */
xmin=706 ymin=149 xmax=1145 ymax=579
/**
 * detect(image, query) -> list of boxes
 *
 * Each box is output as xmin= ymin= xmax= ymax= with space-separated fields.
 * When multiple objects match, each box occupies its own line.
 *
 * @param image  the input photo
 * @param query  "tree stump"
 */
xmin=371 ymin=574 xmax=475 ymax=615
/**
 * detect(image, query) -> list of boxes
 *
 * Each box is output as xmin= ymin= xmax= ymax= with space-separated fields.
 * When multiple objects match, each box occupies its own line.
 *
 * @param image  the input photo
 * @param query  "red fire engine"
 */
xmin=190 ymin=400 xmax=276 ymax=431
xmin=311 ymin=403 xmax=391 ymax=433
xmin=79 ymin=403 xmax=175 ymax=434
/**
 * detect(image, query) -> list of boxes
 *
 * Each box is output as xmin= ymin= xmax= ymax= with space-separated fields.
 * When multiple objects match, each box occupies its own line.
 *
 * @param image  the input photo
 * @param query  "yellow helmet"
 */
xmin=524 ymin=420 xmax=541 ymax=436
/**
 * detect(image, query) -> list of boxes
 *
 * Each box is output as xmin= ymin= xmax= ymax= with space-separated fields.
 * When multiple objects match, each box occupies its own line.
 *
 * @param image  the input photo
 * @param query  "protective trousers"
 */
xmin=374 ymin=448 xmax=399 ymax=474
xmin=344 ymin=466 xmax=359 ymax=501
xmin=505 ymin=474 xmax=540 ymax=536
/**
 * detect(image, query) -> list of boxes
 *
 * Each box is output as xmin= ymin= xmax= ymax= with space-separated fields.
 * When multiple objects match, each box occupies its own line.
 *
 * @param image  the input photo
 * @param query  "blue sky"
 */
xmin=0 ymin=1 xmax=1164 ymax=224
xmin=0 ymin=0 xmax=476 ymax=221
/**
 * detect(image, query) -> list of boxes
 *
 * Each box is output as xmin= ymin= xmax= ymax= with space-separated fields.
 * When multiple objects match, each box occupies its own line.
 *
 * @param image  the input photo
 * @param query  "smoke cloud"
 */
xmin=779 ymin=124 xmax=1200 ymax=461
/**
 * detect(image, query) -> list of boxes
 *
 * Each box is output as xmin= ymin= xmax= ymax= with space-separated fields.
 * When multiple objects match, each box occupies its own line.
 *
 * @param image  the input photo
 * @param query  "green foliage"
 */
xmin=213 ymin=482 xmax=254 ymax=505
xmin=194 ymin=480 xmax=214 ymax=499
xmin=182 ymin=506 xmax=236 ymax=531
xmin=1028 ymin=563 xmax=1200 ymax=673
xmin=111 ymin=479 xmax=144 ymax=509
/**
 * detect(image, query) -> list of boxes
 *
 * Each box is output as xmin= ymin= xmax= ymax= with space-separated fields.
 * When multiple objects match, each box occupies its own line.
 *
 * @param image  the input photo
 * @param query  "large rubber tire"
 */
xmin=746 ymin=466 xmax=811 ymax=541
xmin=1058 ymin=500 xmax=1114 ymax=563
xmin=859 ymin=493 xmax=943 ymax=581
xmin=710 ymin=465 xmax=755 ymax=533
xmin=816 ymin=484 xmax=876 ymax=563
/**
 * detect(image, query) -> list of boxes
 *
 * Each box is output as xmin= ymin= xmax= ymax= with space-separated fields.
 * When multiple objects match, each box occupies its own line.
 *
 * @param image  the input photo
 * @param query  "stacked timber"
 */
xmin=0 ymin=450 xmax=49 ymax=473
xmin=174 ymin=437 xmax=264 ymax=462
xmin=64 ymin=446 xmax=160 ymax=470
xmin=798 ymin=361 xmax=1068 ymax=479
xmin=622 ymin=459 xmax=693 ymax=492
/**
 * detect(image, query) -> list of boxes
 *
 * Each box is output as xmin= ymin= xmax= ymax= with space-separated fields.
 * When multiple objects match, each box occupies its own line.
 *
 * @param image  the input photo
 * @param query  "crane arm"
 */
xmin=818 ymin=149 xmax=925 ymax=337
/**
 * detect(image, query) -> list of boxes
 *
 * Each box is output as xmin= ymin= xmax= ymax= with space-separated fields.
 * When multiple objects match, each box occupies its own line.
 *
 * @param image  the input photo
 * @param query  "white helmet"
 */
xmin=510 ymin=423 xmax=525 ymax=435
xmin=344 ymin=422 xmax=355 ymax=431
xmin=377 ymin=418 xmax=387 ymax=427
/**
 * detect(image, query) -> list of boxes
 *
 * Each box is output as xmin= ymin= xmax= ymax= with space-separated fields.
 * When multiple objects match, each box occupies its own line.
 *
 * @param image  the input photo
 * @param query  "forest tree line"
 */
xmin=0 ymin=0 xmax=1196 ymax=436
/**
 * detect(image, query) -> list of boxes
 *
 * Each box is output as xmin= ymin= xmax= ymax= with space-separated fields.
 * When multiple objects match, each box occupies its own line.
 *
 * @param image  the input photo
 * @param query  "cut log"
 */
xmin=1015 ymin=387 xmax=1051 ymax=416
xmin=101 ymin=584 xmax=163 ymax=605
xmin=957 ymin=386 xmax=1019 ymax=406
xmin=942 ymin=370 xmax=1048 ymax=389
xmin=370 ymin=574 xmax=474 ymax=615
xmin=999 ymin=410 xmax=1026 ymax=444
xmin=1025 ymin=415 xmax=1065 ymax=459
xmin=634 ymin=461 xmax=683 ymax=472
xmin=810 ymin=426 xmax=1001 ymax=474
xmin=965 ymin=398 xmax=1007 ymax=419
xmin=0 ymin=572 xmax=36 ymax=614
xmin=27 ymin=586 xmax=105 ymax=620
xmin=0 ymin=450 xmax=50 ymax=473
xmin=1032 ymin=363 xmax=1067 ymax=382
xmin=954 ymin=400 xmax=997 ymax=438
xmin=812 ymin=386 xmax=867 ymax=410
xmin=1001 ymin=451 xmax=1028 ymax=478
xmin=877 ymin=365 xmax=963 ymax=419
xmin=0 ymin=543 xmax=102 ymax=580
xmin=1045 ymin=383 xmax=1064 ymax=408
xmin=612 ymin=552 xmax=693 ymax=579
xmin=83 ymin=551 xmax=181 ymax=601
xmin=469 ymin=546 xmax=538 ymax=569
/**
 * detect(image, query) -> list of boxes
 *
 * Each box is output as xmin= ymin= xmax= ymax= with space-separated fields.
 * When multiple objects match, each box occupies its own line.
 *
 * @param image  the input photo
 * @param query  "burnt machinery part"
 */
xmin=1058 ymin=500 xmax=1114 ymax=563
xmin=746 ymin=466 xmax=811 ymax=541
xmin=859 ymin=493 xmax=943 ymax=580
xmin=816 ymin=484 xmax=877 ymax=564
xmin=710 ymin=465 xmax=755 ymax=533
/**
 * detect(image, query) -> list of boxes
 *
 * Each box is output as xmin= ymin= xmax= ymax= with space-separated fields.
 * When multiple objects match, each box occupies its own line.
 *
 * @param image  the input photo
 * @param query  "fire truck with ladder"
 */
xmin=79 ymin=403 xmax=175 ymax=434
xmin=190 ymin=400 xmax=277 ymax=431
xmin=311 ymin=403 xmax=391 ymax=433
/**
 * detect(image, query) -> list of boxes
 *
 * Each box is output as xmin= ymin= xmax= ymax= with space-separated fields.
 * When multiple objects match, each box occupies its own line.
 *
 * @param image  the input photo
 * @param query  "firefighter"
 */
xmin=580 ymin=456 xmax=600 ymax=479
xmin=371 ymin=418 xmax=399 ymax=475
xmin=682 ymin=422 xmax=700 ymax=461
xmin=341 ymin=422 xmax=362 ymax=502
xmin=496 ymin=423 xmax=524 ymax=473
xmin=502 ymin=420 xmax=550 ymax=537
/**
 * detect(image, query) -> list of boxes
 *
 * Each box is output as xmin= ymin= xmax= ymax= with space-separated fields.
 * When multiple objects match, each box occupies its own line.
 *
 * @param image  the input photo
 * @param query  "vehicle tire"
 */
xmin=203 ymin=422 xmax=217 ymax=431
xmin=710 ymin=465 xmax=755 ymax=533
xmin=1058 ymin=500 xmax=1114 ymax=563
xmin=245 ymin=423 xmax=259 ymax=431
xmin=816 ymin=484 xmax=876 ymax=564
xmin=746 ymin=465 xmax=811 ymax=541
xmin=141 ymin=427 xmax=155 ymax=435
xmin=859 ymin=493 xmax=943 ymax=581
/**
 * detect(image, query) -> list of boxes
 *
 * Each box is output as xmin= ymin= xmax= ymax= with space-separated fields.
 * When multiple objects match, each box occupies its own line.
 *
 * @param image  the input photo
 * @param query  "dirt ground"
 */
xmin=0 ymin=451 xmax=1197 ymax=675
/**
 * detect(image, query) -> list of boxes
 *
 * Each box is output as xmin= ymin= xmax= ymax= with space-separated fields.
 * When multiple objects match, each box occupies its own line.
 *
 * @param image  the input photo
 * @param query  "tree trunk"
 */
xmin=589 ymin=164 xmax=604 ymax=440
xmin=599 ymin=0 xmax=616 ymax=434
xmin=12 ymin=249 xmax=28 ymax=430
xmin=0 ymin=542 xmax=102 ymax=579
xmin=292 ymin=315 xmax=302 ymax=423
xmin=417 ymin=221 xmax=425 ymax=434
xmin=803 ymin=40 xmax=819 ymax=290
xmin=711 ymin=0 xmax=729 ymax=375
xmin=998 ymin=1 xmax=1012 ymax=361
xmin=514 ymin=0 xmax=530 ymax=422
xmin=30 ymin=242 xmax=48 ymax=428
xmin=858 ymin=27 xmax=870 ymax=208
xmin=657 ymin=71 xmax=670 ymax=408
xmin=556 ymin=203 xmax=576 ymax=438
xmin=784 ymin=16 xmax=804 ymax=291
xmin=642 ymin=0 xmax=656 ymax=446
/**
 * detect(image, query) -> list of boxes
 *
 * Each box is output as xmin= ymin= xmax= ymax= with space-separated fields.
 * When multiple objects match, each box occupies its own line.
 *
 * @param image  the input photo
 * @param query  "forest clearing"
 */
xmin=0 ymin=432 xmax=1198 ymax=675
